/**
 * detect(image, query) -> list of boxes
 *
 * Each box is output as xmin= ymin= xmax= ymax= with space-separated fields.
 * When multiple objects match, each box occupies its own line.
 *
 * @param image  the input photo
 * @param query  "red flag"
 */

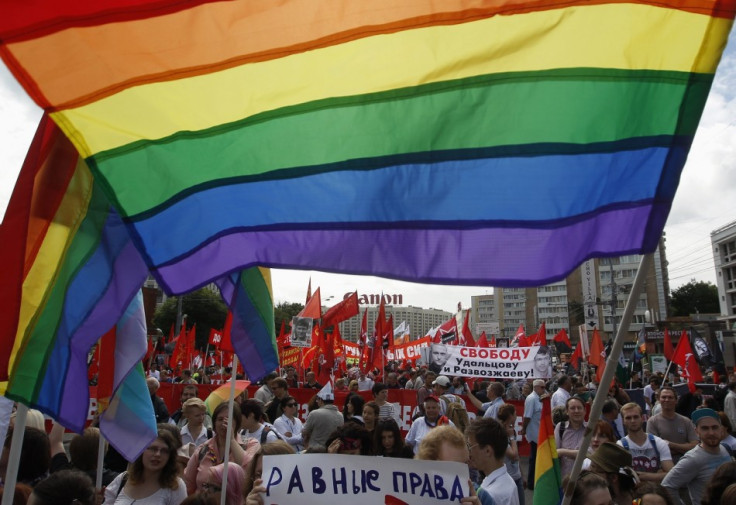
xmin=490 ymin=335 xmax=497 ymax=348
xmin=589 ymin=328 xmax=606 ymax=382
xmin=96 ymin=327 xmax=117 ymax=412
xmin=530 ymin=322 xmax=546 ymax=346
xmin=371 ymin=298 xmax=386 ymax=371
xmin=298 ymin=287 xmax=322 ymax=319
xmin=167 ymin=323 xmax=174 ymax=344
xmin=511 ymin=323 xmax=526 ymax=346
xmin=434 ymin=317 xmax=459 ymax=345
xmin=358 ymin=309 xmax=371 ymax=373
xmin=317 ymin=326 xmax=336 ymax=385
xmin=663 ymin=327 xmax=674 ymax=361
xmin=554 ymin=329 xmax=573 ymax=350
xmin=672 ymin=330 xmax=703 ymax=392
xmin=322 ymin=291 xmax=360 ymax=328
xmin=569 ymin=342 xmax=583 ymax=371
xmin=220 ymin=312 xmax=235 ymax=353
xmin=383 ymin=314 xmax=394 ymax=350
xmin=170 ymin=318 xmax=188 ymax=369
xmin=477 ymin=331 xmax=489 ymax=348
xmin=209 ymin=327 xmax=223 ymax=347
xmin=276 ymin=320 xmax=289 ymax=348
xmin=461 ymin=310 xmax=476 ymax=347
xmin=185 ymin=323 xmax=197 ymax=368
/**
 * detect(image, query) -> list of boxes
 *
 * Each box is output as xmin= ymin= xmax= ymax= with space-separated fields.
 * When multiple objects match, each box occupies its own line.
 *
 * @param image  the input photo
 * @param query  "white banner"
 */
xmin=429 ymin=343 xmax=552 ymax=379
xmin=262 ymin=454 xmax=470 ymax=505
xmin=581 ymin=259 xmax=599 ymax=327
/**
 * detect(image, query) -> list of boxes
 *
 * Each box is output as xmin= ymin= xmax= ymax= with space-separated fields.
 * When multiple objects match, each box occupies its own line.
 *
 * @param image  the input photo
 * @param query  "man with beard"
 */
xmin=662 ymin=408 xmax=732 ymax=505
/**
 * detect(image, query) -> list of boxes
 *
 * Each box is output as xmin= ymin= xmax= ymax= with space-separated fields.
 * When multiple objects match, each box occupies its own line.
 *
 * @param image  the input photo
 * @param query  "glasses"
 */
xmin=201 ymin=483 xmax=222 ymax=492
xmin=145 ymin=446 xmax=170 ymax=455
xmin=466 ymin=442 xmax=479 ymax=452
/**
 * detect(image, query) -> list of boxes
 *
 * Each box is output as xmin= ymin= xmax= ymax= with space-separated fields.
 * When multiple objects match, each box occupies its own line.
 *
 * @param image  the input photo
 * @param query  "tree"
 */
xmin=669 ymin=280 xmax=719 ymax=317
xmin=274 ymin=301 xmax=304 ymax=332
xmin=153 ymin=288 xmax=228 ymax=351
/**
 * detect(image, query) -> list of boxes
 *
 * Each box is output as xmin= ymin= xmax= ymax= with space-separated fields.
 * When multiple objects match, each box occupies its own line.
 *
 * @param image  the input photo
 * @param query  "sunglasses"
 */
xmin=286 ymin=402 xmax=298 ymax=407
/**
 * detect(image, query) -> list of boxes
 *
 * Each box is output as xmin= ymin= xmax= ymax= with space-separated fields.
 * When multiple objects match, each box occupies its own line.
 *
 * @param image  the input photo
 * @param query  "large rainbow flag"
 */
xmin=2 ymin=0 xmax=733 ymax=295
xmin=534 ymin=396 xmax=563 ymax=505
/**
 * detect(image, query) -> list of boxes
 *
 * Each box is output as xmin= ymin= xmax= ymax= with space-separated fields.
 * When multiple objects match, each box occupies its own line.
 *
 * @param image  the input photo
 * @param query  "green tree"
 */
xmin=153 ymin=288 xmax=228 ymax=351
xmin=274 ymin=301 xmax=304 ymax=333
xmin=669 ymin=280 xmax=719 ymax=317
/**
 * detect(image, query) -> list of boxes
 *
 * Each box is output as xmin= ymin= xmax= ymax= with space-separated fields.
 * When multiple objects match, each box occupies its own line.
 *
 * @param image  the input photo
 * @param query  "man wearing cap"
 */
xmin=646 ymin=386 xmax=698 ymax=463
xmin=432 ymin=375 xmax=467 ymax=416
xmin=521 ymin=379 xmax=545 ymax=489
xmin=405 ymin=395 xmax=453 ymax=454
xmin=617 ymin=402 xmax=673 ymax=482
xmin=661 ymin=408 xmax=732 ymax=505
xmin=302 ymin=383 xmax=343 ymax=450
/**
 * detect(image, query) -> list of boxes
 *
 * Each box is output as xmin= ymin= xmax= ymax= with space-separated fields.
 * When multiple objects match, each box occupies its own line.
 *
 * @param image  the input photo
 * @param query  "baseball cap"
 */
xmin=432 ymin=376 xmax=451 ymax=387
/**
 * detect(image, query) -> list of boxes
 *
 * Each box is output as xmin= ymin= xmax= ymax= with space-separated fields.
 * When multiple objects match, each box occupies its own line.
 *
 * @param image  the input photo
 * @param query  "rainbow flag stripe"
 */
xmin=1 ymin=1 xmax=734 ymax=292
xmin=534 ymin=396 xmax=563 ymax=505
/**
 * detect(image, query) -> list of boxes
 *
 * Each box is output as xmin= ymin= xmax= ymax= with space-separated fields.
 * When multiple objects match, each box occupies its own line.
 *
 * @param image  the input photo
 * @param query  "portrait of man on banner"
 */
xmin=291 ymin=317 xmax=313 ymax=347
xmin=427 ymin=344 xmax=451 ymax=374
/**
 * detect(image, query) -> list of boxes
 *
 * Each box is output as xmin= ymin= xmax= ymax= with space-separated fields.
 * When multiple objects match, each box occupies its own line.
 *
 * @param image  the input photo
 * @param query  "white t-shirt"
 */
xmin=103 ymin=474 xmax=187 ymax=505
xmin=618 ymin=434 xmax=672 ymax=473
xmin=241 ymin=423 xmax=280 ymax=444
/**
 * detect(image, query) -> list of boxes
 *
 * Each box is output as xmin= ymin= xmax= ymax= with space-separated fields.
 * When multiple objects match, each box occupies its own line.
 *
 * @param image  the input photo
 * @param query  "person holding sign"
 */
xmin=417 ymin=425 xmax=495 ymax=505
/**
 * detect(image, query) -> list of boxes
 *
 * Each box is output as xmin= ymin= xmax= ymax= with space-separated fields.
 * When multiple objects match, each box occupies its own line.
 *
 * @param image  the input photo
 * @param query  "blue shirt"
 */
xmin=524 ymin=392 xmax=542 ymax=444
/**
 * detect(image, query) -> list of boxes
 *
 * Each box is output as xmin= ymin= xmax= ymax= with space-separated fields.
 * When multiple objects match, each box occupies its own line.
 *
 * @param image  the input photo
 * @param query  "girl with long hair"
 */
xmin=103 ymin=429 xmax=187 ymax=505
xmin=373 ymin=419 xmax=412 ymax=458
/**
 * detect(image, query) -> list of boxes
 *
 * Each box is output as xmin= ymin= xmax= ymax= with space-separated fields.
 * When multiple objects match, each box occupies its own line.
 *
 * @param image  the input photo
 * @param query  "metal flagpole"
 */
xmin=1 ymin=404 xmax=28 ymax=505
xmin=96 ymin=432 xmax=106 ymax=490
xmin=219 ymin=354 xmax=239 ymax=505
xmin=561 ymin=253 xmax=653 ymax=505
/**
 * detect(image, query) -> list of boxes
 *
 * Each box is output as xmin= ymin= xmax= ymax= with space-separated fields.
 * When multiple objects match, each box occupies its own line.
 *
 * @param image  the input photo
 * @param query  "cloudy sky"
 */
xmin=1 ymin=30 xmax=734 ymax=313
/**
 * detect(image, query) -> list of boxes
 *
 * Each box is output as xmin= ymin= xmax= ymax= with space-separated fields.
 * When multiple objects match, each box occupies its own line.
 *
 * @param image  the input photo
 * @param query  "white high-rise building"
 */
xmin=711 ymin=220 xmax=736 ymax=328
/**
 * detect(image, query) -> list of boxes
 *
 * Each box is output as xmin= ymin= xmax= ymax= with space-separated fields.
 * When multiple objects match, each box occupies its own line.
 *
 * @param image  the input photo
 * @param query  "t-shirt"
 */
xmin=241 ymin=423 xmax=280 ymax=444
xmin=662 ymin=445 xmax=732 ymax=505
xmin=618 ymin=434 xmax=672 ymax=473
xmin=555 ymin=421 xmax=587 ymax=477
xmin=646 ymin=413 xmax=697 ymax=463
xmin=103 ymin=474 xmax=187 ymax=505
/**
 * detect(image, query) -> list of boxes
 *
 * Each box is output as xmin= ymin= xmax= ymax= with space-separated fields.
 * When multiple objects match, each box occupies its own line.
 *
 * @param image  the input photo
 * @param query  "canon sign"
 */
xmin=344 ymin=293 xmax=403 ymax=305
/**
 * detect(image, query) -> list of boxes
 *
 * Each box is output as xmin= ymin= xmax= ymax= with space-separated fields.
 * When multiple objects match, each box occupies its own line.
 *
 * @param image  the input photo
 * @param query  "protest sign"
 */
xmin=428 ymin=343 xmax=553 ymax=379
xmin=262 ymin=454 xmax=469 ymax=505
xmin=386 ymin=337 xmax=430 ymax=362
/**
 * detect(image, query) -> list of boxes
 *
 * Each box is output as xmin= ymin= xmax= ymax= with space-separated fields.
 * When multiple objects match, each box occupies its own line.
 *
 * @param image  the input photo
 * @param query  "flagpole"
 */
xmin=96 ymin=431 xmax=106 ymax=490
xmin=1 ymin=403 xmax=28 ymax=505
xmin=561 ymin=253 xmax=653 ymax=505
xmin=220 ymin=354 xmax=239 ymax=505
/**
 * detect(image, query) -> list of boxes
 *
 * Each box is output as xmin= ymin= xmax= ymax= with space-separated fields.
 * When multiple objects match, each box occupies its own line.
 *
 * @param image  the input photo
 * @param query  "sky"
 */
xmin=1 ymin=30 xmax=735 ymax=314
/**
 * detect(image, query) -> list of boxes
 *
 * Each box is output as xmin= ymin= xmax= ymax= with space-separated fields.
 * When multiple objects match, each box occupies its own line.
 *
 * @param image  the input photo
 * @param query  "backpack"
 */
xmin=260 ymin=425 xmax=283 ymax=444
xmin=441 ymin=394 xmax=469 ymax=433
xmin=621 ymin=434 xmax=661 ymax=472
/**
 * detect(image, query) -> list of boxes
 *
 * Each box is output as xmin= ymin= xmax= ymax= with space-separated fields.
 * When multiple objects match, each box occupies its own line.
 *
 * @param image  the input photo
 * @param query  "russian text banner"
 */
xmin=429 ymin=343 xmax=553 ymax=379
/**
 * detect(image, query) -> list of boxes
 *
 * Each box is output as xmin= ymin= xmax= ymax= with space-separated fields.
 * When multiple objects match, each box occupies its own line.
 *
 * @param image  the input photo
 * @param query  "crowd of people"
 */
xmin=3 ymin=362 xmax=736 ymax=505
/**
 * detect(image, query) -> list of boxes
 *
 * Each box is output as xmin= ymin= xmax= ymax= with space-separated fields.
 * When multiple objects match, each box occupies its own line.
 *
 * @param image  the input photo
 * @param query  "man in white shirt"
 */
xmin=357 ymin=371 xmax=374 ymax=391
xmin=405 ymin=395 xmax=454 ymax=453
xmin=466 ymin=417 xmax=519 ymax=505
xmin=617 ymin=402 xmax=673 ymax=482
xmin=551 ymin=375 xmax=572 ymax=410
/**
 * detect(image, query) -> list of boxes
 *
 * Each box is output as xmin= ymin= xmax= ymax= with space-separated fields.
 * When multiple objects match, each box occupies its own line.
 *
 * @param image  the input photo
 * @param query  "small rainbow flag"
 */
xmin=1 ymin=1 xmax=733 ymax=292
xmin=534 ymin=396 xmax=563 ymax=505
